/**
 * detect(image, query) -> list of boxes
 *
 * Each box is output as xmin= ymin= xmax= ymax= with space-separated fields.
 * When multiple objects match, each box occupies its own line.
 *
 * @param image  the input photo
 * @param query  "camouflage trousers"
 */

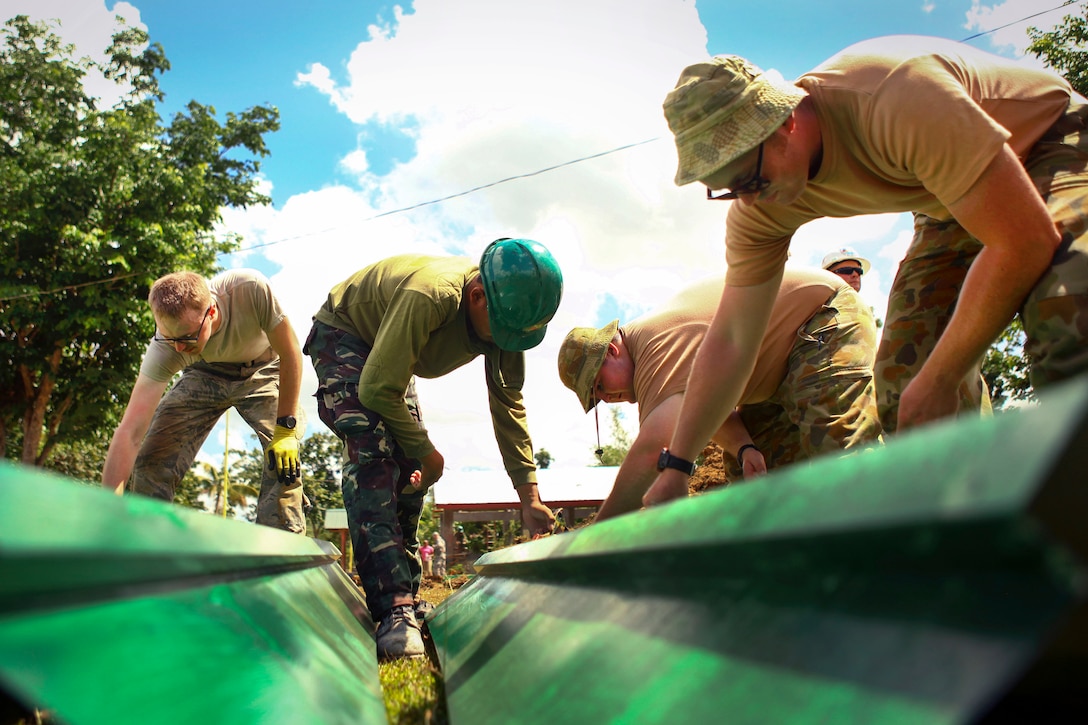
xmin=132 ymin=359 xmax=307 ymax=534
xmin=305 ymin=320 xmax=426 ymax=620
xmin=876 ymin=100 xmax=1088 ymax=432
xmin=723 ymin=287 xmax=883 ymax=481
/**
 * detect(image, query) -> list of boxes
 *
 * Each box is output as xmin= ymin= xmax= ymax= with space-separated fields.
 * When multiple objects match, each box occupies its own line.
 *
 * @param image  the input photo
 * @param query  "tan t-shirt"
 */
xmin=139 ymin=269 xmax=285 ymax=382
xmin=725 ymin=35 xmax=1073 ymax=286
xmin=625 ymin=269 xmax=846 ymax=423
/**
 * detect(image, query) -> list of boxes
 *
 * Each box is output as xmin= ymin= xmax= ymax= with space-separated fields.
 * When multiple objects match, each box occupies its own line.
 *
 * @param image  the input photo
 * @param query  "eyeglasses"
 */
xmin=706 ymin=143 xmax=771 ymax=201
xmin=154 ymin=306 xmax=212 ymax=343
xmin=832 ymin=266 xmax=864 ymax=277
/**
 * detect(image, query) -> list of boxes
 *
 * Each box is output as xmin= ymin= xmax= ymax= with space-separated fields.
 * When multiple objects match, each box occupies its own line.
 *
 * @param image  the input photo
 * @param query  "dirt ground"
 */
xmin=689 ymin=442 xmax=730 ymax=496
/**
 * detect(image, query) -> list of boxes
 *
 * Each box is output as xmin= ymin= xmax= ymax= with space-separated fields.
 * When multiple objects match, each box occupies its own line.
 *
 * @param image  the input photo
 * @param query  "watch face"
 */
xmin=279 ymin=416 xmax=297 ymax=429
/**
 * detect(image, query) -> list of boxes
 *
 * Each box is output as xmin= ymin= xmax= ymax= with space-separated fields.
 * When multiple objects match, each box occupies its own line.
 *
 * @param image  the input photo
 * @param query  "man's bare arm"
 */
xmin=266 ymin=317 xmax=303 ymax=421
xmin=644 ymin=272 xmax=782 ymax=507
xmin=899 ymin=143 xmax=1060 ymax=429
xmin=101 ymin=375 xmax=169 ymax=494
xmin=596 ymin=395 xmax=683 ymax=521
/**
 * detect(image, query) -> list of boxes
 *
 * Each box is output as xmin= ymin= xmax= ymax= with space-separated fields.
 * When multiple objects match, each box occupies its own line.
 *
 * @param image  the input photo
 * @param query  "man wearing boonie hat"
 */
xmin=305 ymin=238 xmax=562 ymax=660
xmin=647 ymin=35 xmax=1088 ymax=507
xmin=821 ymin=248 xmax=871 ymax=293
xmin=557 ymin=270 xmax=881 ymax=521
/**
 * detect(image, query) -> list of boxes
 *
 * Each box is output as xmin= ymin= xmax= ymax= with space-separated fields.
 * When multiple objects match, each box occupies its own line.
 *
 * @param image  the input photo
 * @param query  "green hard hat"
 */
xmin=479 ymin=238 xmax=564 ymax=351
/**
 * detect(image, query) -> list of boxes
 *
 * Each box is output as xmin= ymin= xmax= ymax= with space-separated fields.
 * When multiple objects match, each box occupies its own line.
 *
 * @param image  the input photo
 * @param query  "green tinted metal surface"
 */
xmin=0 ymin=464 xmax=387 ymax=725
xmin=429 ymin=377 xmax=1088 ymax=724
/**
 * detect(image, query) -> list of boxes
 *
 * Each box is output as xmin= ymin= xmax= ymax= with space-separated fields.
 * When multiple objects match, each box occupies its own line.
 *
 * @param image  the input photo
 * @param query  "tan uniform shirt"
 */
xmin=725 ymin=35 xmax=1073 ymax=286
xmin=139 ymin=269 xmax=283 ymax=382
xmin=625 ymin=269 xmax=847 ymax=423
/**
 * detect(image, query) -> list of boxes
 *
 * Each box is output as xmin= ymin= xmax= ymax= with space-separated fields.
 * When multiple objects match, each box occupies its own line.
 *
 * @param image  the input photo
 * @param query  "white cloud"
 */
xmin=964 ymin=0 xmax=1074 ymax=63
xmin=203 ymin=0 xmax=917 ymax=478
xmin=238 ymin=0 xmax=724 ymax=472
xmin=14 ymin=0 xmax=922 ymax=492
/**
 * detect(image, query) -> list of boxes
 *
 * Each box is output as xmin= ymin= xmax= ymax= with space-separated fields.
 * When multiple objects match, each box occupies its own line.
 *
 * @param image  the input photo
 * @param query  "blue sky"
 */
xmin=4 ymin=0 xmax=1081 ymax=477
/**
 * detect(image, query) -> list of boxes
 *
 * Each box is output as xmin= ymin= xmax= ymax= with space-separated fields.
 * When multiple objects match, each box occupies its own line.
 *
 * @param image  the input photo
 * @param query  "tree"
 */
xmin=981 ymin=317 xmax=1034 ymax=410
xmin=595 ymin=407 xmax=632 ymax=466
xmin=534 ymin=448 xmax=553 ymax=469
xmin=0 ymin=16 xmax=279 ymax=466
xmin=173 ymin=453 xmax=259 ymax=515
xmin=1028 ymin=6 xmax=1088 ymax=96
xmin=298 ymin=432 xmax=346 ymax=540
xmin=225 ymin=431 xmax=347 ymax=540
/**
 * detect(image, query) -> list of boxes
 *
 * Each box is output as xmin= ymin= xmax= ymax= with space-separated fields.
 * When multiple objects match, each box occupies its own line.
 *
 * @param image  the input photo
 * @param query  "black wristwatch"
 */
xmin=657 ymin=448 xmax=697 ymax=476
xmin=276 ymin=415 xmax=297 ymax=430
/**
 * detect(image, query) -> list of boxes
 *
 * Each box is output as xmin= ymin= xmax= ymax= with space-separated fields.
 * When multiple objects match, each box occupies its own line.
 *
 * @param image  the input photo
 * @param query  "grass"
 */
xmin=377 ymin=576 xmax=469 ymax=725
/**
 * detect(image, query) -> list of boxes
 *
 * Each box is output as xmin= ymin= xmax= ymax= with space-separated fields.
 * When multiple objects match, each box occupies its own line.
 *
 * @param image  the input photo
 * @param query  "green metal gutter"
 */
xmin=0 ymin=464 xmax=388 ymax=725
xmin=429 ymin=376 xmax=1088 ymax=724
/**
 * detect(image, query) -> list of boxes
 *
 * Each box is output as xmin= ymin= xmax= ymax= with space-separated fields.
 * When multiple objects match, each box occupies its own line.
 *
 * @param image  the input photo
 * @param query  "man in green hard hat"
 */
xmin=305 ymin=238 xmax=563 ymax=661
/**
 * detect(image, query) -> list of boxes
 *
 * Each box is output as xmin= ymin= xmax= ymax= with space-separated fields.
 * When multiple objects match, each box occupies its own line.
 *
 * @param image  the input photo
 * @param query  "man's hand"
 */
xmin=522 ymin=500 xmax=556 ymax=538
xmin=738 ymin=446 xmax=768 ymax=478
xmin=267 ymin=425 xmax=301 ymax=481
xmin=898 ymin=373 xmax=960 ymax=431
xmin=410 ymin=449 xmax=445 ymax=489
xmin=642 ymin=468 xmax=689 ymax=508
xmin=515 ymin=482 xmax=555 ymax=537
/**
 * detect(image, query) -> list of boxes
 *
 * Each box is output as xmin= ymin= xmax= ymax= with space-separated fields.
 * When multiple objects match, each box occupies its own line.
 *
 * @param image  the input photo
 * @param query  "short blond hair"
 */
xmin=148 ymin=272 xmax=211 ymax=318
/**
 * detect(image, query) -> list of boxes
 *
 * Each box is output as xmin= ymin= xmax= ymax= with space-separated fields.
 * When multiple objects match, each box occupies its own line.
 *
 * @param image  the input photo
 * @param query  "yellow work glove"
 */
xmin=267 ymin=425 xmax=301 ymax=482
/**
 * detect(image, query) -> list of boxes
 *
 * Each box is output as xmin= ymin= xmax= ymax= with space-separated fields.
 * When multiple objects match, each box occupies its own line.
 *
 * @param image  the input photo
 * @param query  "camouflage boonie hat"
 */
xmin=557 ymin=320 xmax=619 ymax=413
xmin=663 ymin=55 xmax=807 ymax=186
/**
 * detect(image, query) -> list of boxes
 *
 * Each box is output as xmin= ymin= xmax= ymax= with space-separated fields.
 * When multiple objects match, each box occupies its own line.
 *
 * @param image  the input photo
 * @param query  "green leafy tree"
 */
xmin=39 ymin=433 xmax=111 ymax=485
xmin=174 ymin=453 xmax=259 ymax=515
xmin=298 ymin=432 xmax=346 ymax=540
xmin=981 ymin=317 xmax=1033 ymax=410
xmin=1028 ymin=6 xmax=1088 ymax=96
xmin=226 ymin=431 xmax=347 ymax=539
xmin=0 ymin=16 xmax=278 ymax=466
xmin=595 ymin=407 xmax=632 ymax=466
xmin=534 ymin=448 xmax=553 ymax=469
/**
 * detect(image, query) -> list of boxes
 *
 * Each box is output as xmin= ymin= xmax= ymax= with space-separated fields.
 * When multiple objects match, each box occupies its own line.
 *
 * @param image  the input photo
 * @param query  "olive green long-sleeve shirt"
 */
xmin=313 ymin=254 xmax=537 ymax=486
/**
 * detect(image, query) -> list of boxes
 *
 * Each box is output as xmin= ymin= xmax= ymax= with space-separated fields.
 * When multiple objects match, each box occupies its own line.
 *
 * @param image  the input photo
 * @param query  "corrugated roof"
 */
xmin=432 ymin=466 xmax=617 ymax=508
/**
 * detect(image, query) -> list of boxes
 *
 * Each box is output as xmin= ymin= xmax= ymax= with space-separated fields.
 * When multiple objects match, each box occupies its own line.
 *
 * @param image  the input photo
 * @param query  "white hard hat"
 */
xmin=821 ymin=248 xmax=871 ymax=274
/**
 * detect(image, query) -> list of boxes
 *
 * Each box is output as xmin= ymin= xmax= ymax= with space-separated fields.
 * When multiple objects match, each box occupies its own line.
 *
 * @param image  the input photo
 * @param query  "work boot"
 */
xmin=413 ymin=597 xmax=435 ymax=624
xmin=376 ymin=604 xmax=425 ymax=660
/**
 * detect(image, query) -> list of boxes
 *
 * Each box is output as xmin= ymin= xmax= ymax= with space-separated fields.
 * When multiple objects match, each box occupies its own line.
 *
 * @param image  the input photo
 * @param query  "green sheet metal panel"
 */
xmin=429 ymin=376 xmax=1088 ymax=724
xmin=0 ymin=464 xmax=388 ymax=725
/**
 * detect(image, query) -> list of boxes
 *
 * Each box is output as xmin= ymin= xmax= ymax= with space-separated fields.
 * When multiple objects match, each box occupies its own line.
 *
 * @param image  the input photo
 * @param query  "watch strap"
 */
xmin=657 ymin=448 xmax=697 ymax=476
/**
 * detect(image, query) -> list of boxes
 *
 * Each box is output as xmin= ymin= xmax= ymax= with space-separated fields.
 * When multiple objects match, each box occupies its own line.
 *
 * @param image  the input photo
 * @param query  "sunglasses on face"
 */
xmin=706 ymin=143 xmax=771 ymax=201
xmin=832 ymin=266 xmax=864 ymax=277
xmin=154 ymin=306 xmax=212 ymax=343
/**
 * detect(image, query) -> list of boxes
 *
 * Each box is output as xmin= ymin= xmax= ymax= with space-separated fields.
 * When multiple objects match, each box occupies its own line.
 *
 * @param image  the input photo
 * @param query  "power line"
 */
xmin=0 ymin=135 xmax=660 ymax=302
xmin=961 ymin=0 xmax=1082 ymax=42
xmin=5 ymin=1 xmax=1087 ymax=302
xmin=0 ymin=271 xmax=143 ymax=302
xmin=237 ymin=136 xmax=661 ymax=254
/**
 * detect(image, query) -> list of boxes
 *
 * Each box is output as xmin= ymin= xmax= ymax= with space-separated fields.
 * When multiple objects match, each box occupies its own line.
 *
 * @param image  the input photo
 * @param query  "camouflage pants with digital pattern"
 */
xmin=305 ymin=320 xmax=426 ymax=621
xmin=132 ymin=359 xmax=307 ymax=533
xmin=876 ymin=100 xmax=1088 ymax=432
xmin=723 ymin=288 xmax=883 ymax=481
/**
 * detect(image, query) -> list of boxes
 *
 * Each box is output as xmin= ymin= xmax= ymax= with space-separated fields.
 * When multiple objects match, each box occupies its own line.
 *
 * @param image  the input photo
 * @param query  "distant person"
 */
xmin=432 ymin=532 xmax=447 ymax=579
xmin=305 ymin=238 xmax=563 ymax=660
xmin=558 ymin=270 xmax=881 ymax=519
xmin=102 ymin=270 xmax=306 ymax=533
xmin=649 ymin=36 xmax=1088 ymax=506
xmin=420 ymin=541 xmax=434 ymax=578
xmin=821 ymin=248 xmax=870 ymax=293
